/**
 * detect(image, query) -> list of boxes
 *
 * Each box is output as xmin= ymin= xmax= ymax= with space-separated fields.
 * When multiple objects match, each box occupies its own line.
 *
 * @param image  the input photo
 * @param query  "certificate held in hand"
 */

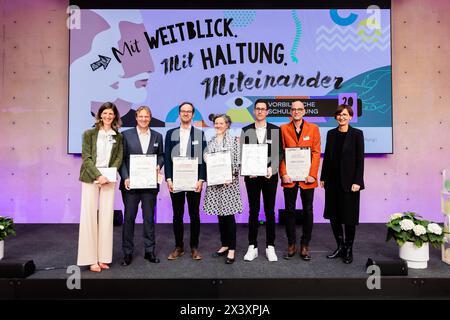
xmin=285 ymin=147 xmax=311 ymax=181
xmin=241 ymin=144 xmax=268 ymax=176
xmin=98 ymin=167 xmax=117 ymax=182
xmin=173 ymin=157 xmax=198 ymax=191
xmin=206 ymin=150 xmax=232 ymax=186
xmin=129 ymin=154 xmax=157 ymax=189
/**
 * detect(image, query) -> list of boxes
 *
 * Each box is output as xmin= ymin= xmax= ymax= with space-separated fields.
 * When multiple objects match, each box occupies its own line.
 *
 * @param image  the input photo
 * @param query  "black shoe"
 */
xmin=225 ymin=257 xmax=235 ymax=264
xmin=122 ymin=254 xmax=133 ymax=266
xmin=144 ymin=252 xmax=160 ymax=264
xmin=326 ymin=243 xmax=345 ymax=259
xmin=343 ymin=244 xmax=353 ymax=264
xmin=212 ymin=249 xmax=229 ymax=258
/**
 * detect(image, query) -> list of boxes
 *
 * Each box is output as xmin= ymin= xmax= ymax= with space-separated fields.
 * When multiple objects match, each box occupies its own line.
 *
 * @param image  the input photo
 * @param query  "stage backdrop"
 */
xmin=0 ymin=0 xmax=449 ymax=224
xmin=68 ymin=7 xmax=392 ymax=154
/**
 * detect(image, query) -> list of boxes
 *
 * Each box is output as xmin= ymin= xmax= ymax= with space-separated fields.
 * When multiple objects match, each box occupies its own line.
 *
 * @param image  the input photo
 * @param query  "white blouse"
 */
xmin=95 ymin=129 xmax=117 ymax=168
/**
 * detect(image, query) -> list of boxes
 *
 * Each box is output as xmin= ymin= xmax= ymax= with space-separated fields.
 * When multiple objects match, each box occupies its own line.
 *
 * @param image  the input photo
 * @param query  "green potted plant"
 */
xmin=386 ymin=211 xmax=445 ymax=269
xmin=0 ymin=216 xmax=16 ymax=260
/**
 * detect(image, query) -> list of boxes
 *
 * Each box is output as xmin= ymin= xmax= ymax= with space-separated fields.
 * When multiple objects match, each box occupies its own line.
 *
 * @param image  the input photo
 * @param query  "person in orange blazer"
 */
xmin=280 ymin=100 xmax=321 ymax=261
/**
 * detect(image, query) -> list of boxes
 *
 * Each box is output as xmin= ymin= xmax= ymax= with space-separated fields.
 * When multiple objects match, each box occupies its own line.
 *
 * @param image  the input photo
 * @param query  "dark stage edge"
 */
xmin=1 ymin=224 xmax=449 ymax=299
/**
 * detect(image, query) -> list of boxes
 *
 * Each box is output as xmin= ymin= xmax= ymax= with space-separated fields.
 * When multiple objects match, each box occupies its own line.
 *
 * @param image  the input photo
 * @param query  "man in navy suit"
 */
xmin=119 ymin=106 xmax=164 ymax=265
xmin=164 ymin=102 xmax=207 ymax=261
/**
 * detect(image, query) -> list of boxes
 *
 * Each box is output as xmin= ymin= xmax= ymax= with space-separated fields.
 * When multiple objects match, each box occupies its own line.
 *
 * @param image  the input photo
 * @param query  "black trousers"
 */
xmin=245 ymin=175 xmax=278 ymax=247
xmin=330 ymin=219 xmax=356 ymax=244
xmin=170 ymin=191 xmax=201 ymax=249
xmin=283 ymin=184 xmax=314 ymax=246
xmin=218 ymin=215 xmax=236 ymax=250
xmin=122 ymin=190 xmax=157 ymax=255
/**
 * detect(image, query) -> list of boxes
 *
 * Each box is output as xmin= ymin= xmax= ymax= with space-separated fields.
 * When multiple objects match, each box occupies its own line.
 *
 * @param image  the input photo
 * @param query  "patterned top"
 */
xmin=203 ymin=133 xmax=243 ymax=216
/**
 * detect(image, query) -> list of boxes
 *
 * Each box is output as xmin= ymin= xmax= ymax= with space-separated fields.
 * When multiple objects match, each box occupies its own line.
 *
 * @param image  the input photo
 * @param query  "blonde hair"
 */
xmin=135 ymin=106 xmax=152 ymax=117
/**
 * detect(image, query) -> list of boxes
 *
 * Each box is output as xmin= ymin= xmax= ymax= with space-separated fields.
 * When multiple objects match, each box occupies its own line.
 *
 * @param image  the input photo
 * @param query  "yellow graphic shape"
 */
xmin=357 ymin=18 xmax=382 ymax=43
xmin=226 ymin=109 xmax=254 ymax=123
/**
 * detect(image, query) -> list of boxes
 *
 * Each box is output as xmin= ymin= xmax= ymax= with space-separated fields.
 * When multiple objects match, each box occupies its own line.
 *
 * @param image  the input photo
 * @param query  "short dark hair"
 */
xmin=334 ymin=104 xmax=354 ymax=118
xmin=254 ymin=99 xmax=268 ymax=109
xmin=291 ymin=99 xmax=304 ymax=106
xmin=179 ymin=102 xmax=195 ymax=114
xmin=212 ymin=113 xmax=232 ymax=128
xmin=95 ymin=101 xmax=121 ymax=130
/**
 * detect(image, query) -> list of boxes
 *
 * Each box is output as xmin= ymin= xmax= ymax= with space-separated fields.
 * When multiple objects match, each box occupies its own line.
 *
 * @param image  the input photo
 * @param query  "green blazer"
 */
xmin=79 ymin=128 xmax=123 ymax=183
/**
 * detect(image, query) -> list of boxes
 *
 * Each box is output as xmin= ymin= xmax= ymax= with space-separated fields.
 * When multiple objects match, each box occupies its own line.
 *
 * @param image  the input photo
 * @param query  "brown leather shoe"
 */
xmin=300 ymin=245 xmax=311 ymax=261
xmin=191 ymin=248 xmax=203 ymax=260
xmin=167 ymin=247 xmax=184 ymax=260
xmin=283 ymin=244 xmax=296 ymax=260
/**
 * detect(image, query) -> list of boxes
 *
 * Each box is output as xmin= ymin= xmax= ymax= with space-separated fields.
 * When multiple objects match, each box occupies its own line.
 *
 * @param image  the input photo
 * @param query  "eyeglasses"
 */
xmin=254 ymin=108 xmax=267 ymax=112
xmin=180 ymin=110 xmax=193 ymax=114
xmin=291 ymin=108 xmax=305 ymax=113
xmin=337 ymin=114 xmax=349 ymax=118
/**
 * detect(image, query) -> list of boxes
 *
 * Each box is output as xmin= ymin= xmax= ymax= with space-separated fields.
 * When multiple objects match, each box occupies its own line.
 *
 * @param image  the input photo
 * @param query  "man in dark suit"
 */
xmin=119 ymin=106 xmax=164 ymax=265
xmin=241 ymin=99 xmax=283 ymax=262
xmin=164 ymin=102 xmax=207 ymax=261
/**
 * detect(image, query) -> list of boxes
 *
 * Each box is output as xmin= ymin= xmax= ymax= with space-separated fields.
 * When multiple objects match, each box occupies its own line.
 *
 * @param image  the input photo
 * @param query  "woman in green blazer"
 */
xmin=77 ymin=102 xmax=123 ymax=272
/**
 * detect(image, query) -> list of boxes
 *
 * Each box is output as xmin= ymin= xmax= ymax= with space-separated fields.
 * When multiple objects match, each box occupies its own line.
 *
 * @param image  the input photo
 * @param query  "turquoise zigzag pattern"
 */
xmin=290 ymin=10 xmax=302 ymax=63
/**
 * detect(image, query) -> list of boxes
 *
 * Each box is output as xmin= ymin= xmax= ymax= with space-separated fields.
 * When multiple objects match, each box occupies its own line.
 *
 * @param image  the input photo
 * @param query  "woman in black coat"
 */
xmin=320 ymin=105 xmax=364 ymax=264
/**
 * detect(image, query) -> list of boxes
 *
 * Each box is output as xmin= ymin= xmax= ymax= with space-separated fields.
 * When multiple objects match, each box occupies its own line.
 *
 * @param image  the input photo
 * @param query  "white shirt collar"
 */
xmin=137 ymin=127 xmax=150 ymax=135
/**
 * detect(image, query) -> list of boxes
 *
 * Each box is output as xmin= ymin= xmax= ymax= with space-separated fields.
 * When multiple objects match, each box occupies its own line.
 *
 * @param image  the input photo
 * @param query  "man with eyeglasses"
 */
xmin=279 ymin=100 xmax=321 ymax=261
xmin=164 ymin=102 xmax=207 ymax=261
xmin=240 ymin=99 xmax=283 ymax=262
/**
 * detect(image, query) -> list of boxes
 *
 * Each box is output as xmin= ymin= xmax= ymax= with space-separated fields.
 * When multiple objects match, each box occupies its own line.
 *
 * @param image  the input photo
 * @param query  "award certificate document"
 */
xmin=129 ymin=154 xmax=157 ymax=189
xmin=173 ymin=157 xmax=198 ymax=191
xmin=97 ymin=167 xmax=117 ymax=182
xmin=241 ymin=144 xmax=268 ymax=176
xmin=285 ymin=147 xmax=311 ymax=181
xmin=206 ymin=151 xmax=232 ymax=186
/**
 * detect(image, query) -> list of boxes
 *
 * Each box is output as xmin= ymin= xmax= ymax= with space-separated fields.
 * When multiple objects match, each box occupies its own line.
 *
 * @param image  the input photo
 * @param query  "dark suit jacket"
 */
xmin=119 ymin=127 xmax=164 ymax=193
xmin=320 ymin=126 xmax=365 ymax=192
xmin=240 ymin=122 xmax=283 ymax=178
xmin=164 ymin=126 xmax=207 ymax=181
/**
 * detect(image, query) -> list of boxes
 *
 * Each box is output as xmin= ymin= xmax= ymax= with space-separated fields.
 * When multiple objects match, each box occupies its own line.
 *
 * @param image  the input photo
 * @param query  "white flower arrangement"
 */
xmin=386 ymin=211 xmax=445 ymax=248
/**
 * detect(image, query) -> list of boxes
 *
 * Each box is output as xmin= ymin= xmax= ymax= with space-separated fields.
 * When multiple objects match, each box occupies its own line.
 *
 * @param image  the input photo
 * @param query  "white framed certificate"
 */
xmin=285 ymin=147 xmax=311 ymax=181
xmin=173 ymin=157 xmax=198 ymax=191
xmin=206 ymin=150 xmax=232 ymax=186
xmin=241 ymin=144 xmax=268 ymax=176
xmin=98 ymin=167 xmax=117 ymax=182
xmin=129 ymin=154 xmax=157 ymax=189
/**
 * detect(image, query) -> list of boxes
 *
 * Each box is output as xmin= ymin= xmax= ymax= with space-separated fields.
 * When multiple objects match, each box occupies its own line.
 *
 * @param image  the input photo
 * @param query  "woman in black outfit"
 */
xmin=320 ymin=105 xmax=365 ymax=264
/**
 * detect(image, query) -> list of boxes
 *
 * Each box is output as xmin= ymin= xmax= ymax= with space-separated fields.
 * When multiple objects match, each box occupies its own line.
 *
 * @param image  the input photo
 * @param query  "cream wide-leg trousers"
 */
xmin=77 ymin=182 xmax=115 ymax=266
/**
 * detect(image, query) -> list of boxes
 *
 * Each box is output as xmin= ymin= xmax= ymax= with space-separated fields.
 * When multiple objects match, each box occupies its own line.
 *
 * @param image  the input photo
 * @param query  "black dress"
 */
xmin=322 ymin=128 xmax=364 ymax=225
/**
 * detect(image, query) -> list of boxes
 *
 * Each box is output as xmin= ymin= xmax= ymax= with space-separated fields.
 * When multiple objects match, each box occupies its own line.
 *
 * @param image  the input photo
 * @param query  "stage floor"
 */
xmin=1 ymin=223 xmax=449 ymax=299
